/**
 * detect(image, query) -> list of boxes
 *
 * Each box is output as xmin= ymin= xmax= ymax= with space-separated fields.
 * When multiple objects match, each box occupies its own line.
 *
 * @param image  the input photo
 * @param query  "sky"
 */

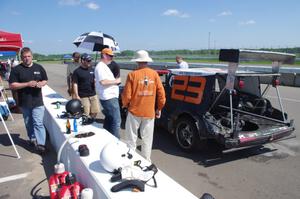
xmin=1 ymin=0 xmax=300 ymax=54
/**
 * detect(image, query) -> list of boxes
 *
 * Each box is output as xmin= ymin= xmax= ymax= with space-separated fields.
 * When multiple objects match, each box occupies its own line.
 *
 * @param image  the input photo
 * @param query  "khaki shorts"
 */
xmin=81 ymin=95 xmax=100 ymax=115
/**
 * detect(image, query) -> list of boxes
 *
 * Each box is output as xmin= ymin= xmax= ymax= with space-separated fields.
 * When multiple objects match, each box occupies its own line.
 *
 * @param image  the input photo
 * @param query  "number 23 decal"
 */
xmin=171 ymin=76 xmax=206 ymax=104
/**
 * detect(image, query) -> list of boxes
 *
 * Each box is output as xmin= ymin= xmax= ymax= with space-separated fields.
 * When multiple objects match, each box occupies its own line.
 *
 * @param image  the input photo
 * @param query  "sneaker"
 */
xmin=28 ymin=138 xmax=37 ymax=147
xmin=35 ymin=145 xmax=47 ymax=155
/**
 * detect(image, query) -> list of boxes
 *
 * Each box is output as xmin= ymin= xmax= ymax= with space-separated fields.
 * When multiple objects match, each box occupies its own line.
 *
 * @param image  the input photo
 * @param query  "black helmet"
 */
xmin=65 ymin=99 xmax=83 ymax=116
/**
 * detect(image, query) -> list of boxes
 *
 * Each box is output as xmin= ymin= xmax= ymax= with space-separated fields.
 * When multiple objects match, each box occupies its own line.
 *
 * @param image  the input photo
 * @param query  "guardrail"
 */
xmin=117 ymin=61 xmax=300 ymax=87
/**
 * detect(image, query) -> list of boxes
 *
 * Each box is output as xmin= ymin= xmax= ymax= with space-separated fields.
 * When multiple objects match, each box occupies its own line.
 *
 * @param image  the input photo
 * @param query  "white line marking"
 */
xmin=266 ymin=95 xmax=300 ymax=103
xmin=0 ymin=172 xmax=30 ymax=184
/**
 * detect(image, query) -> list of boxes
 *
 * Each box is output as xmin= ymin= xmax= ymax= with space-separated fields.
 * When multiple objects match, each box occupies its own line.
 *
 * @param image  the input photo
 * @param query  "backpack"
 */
xmin=0 ymin=104 xmax=9 ymax=121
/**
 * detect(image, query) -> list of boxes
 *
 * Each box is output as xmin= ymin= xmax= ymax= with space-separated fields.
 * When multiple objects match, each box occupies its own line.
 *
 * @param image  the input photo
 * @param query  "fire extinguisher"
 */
xmin=58 ymin=173 xmax=84 ymax=199
xmin=49 ymin=163 xmax=70 ymax=199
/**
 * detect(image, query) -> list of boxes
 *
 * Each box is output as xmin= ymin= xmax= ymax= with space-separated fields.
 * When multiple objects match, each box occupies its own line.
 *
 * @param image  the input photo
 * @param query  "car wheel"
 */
xmin=175 ymin=116 xmax=202 ymax=152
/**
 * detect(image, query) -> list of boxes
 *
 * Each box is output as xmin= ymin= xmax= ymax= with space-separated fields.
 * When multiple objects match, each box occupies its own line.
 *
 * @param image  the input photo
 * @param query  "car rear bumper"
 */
xmin=224 ymin=125 xmax=295 ymax=148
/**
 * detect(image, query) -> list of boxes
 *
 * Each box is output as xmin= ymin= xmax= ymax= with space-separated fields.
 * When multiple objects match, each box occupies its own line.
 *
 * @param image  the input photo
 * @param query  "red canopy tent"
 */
xmin=0 ymin=30 xmax=22 ymax=159
xmin=0 ymin=30 xmax=23 ymax=52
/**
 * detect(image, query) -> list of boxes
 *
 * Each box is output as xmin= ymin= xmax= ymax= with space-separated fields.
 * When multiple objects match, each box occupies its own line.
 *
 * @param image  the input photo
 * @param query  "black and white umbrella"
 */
xmin=73 ymin=31 xmax=120 ymax=52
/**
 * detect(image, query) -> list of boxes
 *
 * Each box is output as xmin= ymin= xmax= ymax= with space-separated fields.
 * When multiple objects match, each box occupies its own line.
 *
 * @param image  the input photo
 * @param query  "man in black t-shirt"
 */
xmin=9 ymin=47 xmax=48 ymax=154
xmin=108 ymin=60 xmax=120 ymax=78
xmin=72 ymin=53 xmax=100 ymax=119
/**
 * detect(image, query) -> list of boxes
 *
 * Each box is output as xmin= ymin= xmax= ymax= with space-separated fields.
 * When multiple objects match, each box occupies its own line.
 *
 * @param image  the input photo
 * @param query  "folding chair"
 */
xmin=0 ymin=80 xmax=20 ymax=159
xmin=0 ymin=86 xmax=14 ymax=121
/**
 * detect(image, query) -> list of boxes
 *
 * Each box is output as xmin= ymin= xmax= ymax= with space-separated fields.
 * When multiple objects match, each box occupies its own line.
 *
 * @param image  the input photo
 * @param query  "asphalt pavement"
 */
xmin=0 ymin=63 xmax=300 ymax=199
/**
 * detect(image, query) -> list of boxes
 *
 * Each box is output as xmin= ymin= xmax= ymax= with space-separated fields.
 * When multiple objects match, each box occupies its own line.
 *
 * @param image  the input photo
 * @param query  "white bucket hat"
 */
xmin=131 ymin=50 xmax=153 ymax=62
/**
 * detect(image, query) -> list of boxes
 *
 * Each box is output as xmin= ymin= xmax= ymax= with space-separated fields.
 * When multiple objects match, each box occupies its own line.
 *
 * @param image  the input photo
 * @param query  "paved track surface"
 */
xmin=0 ymin=63 xmax=299 ymax=199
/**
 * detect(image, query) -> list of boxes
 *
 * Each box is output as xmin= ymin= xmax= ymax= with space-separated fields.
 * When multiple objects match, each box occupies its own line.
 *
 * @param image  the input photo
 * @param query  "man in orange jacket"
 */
xmin=122 ymin=50 xmax=166 ymax=161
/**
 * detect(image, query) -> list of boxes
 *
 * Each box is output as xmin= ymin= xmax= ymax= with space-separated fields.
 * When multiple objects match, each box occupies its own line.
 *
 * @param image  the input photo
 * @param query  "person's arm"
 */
xmin=36 ymin=65 xmax=48 ymax=88
xmin=71 ymin=71 xmax=80 ymax=99
xmin=67 ymin=75 xmax=73 ymax=96
xmin=155 ymin=74 xmax=166 ymax=118
xmin=72 ymin=83 xmax=80 ymax=100
xmin=100 ymin=77 xmax=121 ymax=86
xmin=121 ymin=75 xmax=132 ymax=108
xmin=36 ymin=80 xmax=47 ymax=88
xmin=66 ymin=65 xmax=72 ymax=95
xmin=67 ymin=75 xmax=71 ymax=89
xmin=9 ymin=81 xmax=38 ymax=90
xmin=96 ymin=63 xmax=121 ymax=86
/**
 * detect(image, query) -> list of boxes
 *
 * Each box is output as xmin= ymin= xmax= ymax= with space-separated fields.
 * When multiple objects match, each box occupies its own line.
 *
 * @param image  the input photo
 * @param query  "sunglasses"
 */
xmin=82 ymin=59 xmax=92 ymax=62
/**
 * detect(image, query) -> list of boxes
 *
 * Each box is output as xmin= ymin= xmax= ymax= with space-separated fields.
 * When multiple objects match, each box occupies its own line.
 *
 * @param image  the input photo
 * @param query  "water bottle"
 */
xmin=66 ymin=119 xmax=71 ymax=134
xmin=73 ymin=118 xmax=78 ymax=134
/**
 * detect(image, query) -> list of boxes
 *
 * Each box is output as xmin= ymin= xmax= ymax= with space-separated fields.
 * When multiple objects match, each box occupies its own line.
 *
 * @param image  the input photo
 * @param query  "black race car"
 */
xmin=122 ymin=49 xmax=296 ymax=152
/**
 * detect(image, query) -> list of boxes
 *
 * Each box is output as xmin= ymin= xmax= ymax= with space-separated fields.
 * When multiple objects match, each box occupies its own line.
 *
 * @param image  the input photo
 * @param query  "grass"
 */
xmin=36 ymin=60 xmax=64 ymax=64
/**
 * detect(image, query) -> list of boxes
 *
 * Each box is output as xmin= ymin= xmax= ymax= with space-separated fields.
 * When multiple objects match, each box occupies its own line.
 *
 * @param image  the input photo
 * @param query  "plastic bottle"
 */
xmin=73 ymin=118 xmax=78 ymax=134
xmin=66 ymin=119 xmax=71 ymax=134
xmin=81 ymin=188 xmax=93 ymax=199
xmin=48 ymin=163 xmax=69 ymax=199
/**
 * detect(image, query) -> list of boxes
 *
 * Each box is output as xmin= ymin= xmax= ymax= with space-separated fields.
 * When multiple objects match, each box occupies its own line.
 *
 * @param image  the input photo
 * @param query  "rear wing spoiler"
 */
xmin=219 ymin=49 xmax=296 ymax=65
xmin=219 ymin=49 xmax=296 ymax=73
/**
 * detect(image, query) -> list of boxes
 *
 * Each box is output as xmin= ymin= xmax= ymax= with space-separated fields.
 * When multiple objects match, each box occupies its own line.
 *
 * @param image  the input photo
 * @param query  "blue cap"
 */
xmin=81 ymin=53 xmax=92 ymax=61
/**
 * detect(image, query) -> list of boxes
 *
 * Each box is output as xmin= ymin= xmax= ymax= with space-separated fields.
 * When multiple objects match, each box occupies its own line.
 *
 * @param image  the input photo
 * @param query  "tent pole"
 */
xmin=0 ymin=113 xmax=20 ymax=159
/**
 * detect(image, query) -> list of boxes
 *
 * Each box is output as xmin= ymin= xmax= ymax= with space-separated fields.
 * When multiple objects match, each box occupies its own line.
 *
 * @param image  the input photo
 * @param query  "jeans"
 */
xmin=21 ymin=106 xmax=46 ymax=145
xmin=100 ymin=98 xmax=121 ymax=138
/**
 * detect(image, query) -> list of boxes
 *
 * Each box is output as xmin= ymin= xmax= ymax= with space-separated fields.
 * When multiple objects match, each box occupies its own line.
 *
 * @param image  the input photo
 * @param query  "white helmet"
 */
xmin=100 ymin=141 xmax=132 ymax=172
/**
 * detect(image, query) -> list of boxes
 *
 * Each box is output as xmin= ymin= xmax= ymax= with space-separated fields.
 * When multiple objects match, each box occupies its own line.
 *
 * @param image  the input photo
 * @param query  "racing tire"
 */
xmin=174 ymin=116 xmax=204 ymax=152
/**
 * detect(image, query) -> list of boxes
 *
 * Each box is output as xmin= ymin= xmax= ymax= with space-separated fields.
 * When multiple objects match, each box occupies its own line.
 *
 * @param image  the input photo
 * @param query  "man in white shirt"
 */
xmin=176 ymin=55 xmax=189 ymax=69
xmin=94 ymin=48 xmax=121 ymax=138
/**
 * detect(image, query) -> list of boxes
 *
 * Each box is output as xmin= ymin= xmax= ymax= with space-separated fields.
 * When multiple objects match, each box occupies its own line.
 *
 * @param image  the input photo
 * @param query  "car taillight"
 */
xmin=238 ymin=80 xmax=245 ymax=89
xmin=272 ymin=79 xmax=280 ymax=87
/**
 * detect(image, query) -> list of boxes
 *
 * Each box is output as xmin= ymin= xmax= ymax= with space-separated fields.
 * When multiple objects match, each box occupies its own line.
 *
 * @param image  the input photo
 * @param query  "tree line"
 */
xmin=33 ymin=47 xmax=300 ymax=61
